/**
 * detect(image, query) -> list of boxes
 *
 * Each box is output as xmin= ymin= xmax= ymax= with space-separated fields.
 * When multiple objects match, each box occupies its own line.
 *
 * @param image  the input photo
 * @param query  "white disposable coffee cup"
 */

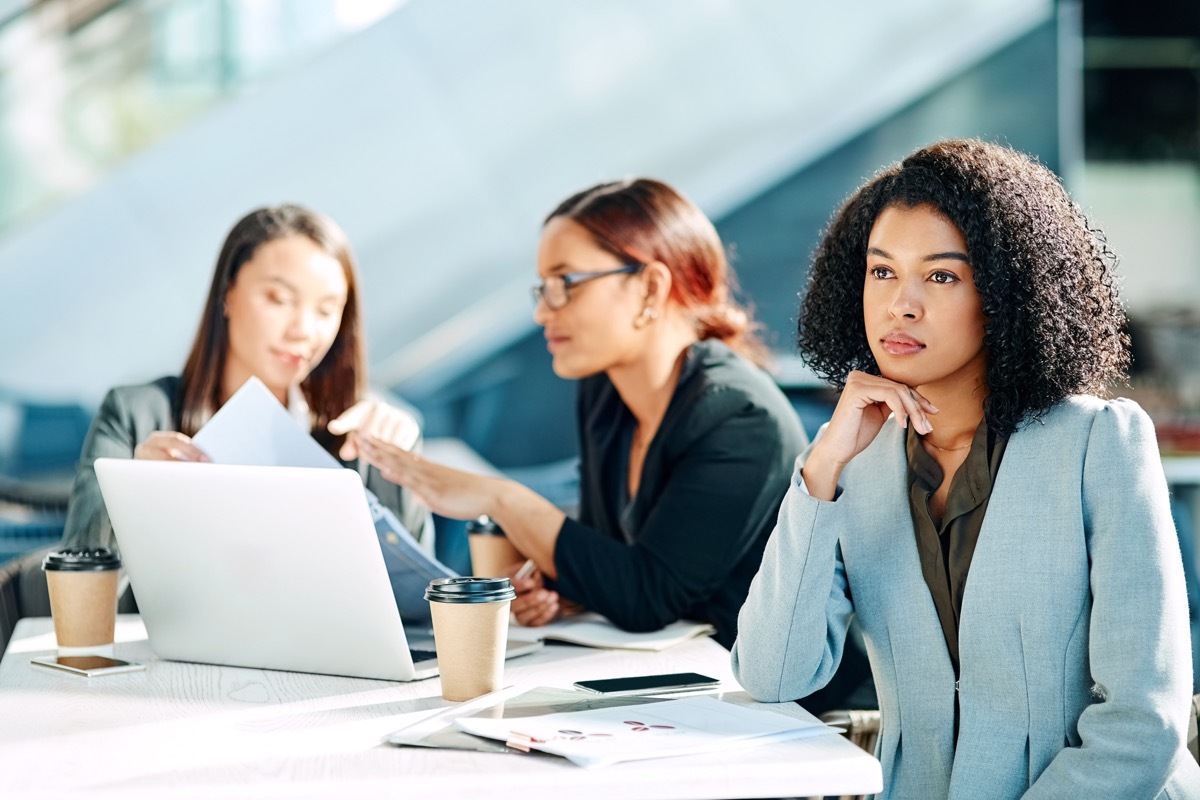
xmin=425 ymin=577 xmax=516 ymax=702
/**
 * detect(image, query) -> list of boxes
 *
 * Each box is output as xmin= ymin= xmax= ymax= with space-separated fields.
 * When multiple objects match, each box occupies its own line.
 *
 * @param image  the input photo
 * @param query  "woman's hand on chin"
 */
xmin=134 ymin=431 xmax=211 ymax=462
xmin=802 ymin=370 xmax=938 ymax=499
xmin=328 ymin=400 xmax=421 ymax=460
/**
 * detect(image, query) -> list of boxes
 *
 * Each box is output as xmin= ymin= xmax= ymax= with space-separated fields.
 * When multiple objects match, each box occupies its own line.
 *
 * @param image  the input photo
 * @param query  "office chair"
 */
xmin=0 ymin=546 xmax=53 ymax=655
xmin=0 ymin=476 xmax=71 ymax=563
xmin=817 ymin=708 xmax=881 ymax=800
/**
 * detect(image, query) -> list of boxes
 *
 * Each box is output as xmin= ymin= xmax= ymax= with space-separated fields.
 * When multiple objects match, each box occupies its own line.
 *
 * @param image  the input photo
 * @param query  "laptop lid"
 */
xmin=95 ymin=458 xmax=427 ymax=681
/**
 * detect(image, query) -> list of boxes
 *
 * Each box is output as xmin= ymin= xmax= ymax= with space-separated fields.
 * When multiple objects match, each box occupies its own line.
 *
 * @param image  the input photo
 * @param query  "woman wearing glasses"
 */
xmin=353 ymin=178 xmax=807 ymax=653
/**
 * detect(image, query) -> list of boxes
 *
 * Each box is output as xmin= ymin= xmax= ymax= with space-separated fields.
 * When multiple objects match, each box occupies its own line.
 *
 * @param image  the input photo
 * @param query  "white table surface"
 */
xmin=0 ymin=616 xmax=881 ymax=800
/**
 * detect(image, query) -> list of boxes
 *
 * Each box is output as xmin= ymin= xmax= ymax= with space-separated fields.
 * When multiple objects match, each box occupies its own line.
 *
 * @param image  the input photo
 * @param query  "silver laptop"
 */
xmin=94 ymin=458 xmax=540 ymax=681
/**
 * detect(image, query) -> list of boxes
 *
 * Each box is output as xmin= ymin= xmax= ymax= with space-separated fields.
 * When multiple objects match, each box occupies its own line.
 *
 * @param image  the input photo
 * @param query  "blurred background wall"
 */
xmin=0 ymin=0 xmax=1197 ymax=588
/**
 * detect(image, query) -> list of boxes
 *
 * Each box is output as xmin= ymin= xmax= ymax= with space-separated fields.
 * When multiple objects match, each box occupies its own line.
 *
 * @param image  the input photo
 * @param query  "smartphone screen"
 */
xmin=30 ymin=655 xmax=146 ymax=677
xmin=573 ymin=672 xmax=720 ymax=696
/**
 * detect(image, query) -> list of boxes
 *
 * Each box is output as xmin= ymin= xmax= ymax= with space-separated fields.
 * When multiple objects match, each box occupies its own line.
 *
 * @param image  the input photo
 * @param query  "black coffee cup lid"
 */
xmin=425 ymin=577 xmax=515 ymax=604
xmin=42 ymin=548 xmax=121 ymax=572
xmin=465 ymin=515 xmax=503 ymax=535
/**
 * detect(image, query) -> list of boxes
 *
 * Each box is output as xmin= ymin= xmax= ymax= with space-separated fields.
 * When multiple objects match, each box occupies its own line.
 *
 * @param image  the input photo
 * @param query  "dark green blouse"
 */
xmin=906 ymin=420 xmax=1008 ymax=676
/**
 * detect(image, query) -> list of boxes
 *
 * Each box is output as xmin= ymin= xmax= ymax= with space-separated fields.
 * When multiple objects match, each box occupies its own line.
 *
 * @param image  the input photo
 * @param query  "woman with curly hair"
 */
xmin=732 ymin=139 xmax=1200 ymax=798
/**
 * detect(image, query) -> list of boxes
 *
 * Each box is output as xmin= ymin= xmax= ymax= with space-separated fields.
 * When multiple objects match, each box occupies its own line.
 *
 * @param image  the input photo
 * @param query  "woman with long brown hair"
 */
xmin=62 ymin=204 xmax=430 ymax=557
xmin=350 ymin=178 xmax=806 ymax=653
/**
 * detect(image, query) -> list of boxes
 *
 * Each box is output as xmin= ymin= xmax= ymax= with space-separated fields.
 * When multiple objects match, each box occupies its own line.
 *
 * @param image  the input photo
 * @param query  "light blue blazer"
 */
xmin=732 ymin=397 xmax=1200 ymax=799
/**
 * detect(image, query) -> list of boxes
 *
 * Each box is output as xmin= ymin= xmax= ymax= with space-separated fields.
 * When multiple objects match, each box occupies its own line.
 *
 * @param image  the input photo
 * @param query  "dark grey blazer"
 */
xmin=61 ymin=376 xmax=431 ymax=551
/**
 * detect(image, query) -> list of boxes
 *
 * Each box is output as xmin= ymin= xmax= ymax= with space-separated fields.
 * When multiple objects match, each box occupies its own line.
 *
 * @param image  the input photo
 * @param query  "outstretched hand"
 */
xmin=356 ymin=435 xmax=502 ymax=520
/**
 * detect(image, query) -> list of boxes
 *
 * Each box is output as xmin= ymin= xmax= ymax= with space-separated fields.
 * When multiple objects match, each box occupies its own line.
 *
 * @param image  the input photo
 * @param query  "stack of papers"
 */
xmin=454 ymin=694 xmax=834 ymax=768
xmin=385 ymin=685 xmax=670 ymax=753
xmin=509 ymin=613 xmax=714 ymax=651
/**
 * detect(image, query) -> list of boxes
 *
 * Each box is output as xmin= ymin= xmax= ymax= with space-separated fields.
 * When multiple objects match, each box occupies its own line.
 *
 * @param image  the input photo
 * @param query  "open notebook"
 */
xmin=509 ymin=613 xmax=714 ymax=651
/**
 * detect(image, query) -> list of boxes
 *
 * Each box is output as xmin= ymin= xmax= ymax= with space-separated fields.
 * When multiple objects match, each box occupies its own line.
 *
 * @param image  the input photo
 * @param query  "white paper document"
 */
xmin=191 ymin=377 xmax=341 ymax=468
xmin=509 ymin=612 xmax=714 ymax=651
xmin=189 ymin=377 xmax=457 ymax=623
xmin=454 ymin=694 xmax=835 ymax=768
xmin=385 ymin=685 xmax=670 ymax=753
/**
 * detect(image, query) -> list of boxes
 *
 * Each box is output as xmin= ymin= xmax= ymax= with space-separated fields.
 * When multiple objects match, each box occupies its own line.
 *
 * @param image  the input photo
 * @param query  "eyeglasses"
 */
xmin=531 ymin=262 xmax=644 ymax=310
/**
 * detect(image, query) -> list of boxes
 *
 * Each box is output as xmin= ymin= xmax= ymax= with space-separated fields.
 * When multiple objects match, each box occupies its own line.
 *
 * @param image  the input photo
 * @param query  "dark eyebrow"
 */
xmin=924 ymin=251 xmax=970 ymax=264
xmin=866 ymin=246 xmax=970 ymax=264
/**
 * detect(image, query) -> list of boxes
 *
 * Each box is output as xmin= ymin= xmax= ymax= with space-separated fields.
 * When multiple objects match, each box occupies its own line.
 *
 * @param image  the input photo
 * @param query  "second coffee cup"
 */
xmin=42 ymin=548 xmax=122 ymax=652
xmin=425 ymin=577 xmax=516 ymax=701
xmin=466 ymin=516 xmax=522 ymax=578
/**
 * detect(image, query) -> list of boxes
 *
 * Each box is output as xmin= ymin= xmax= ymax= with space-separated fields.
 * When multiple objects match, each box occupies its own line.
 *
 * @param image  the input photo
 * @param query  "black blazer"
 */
xmin=552 ymin=340 xmax=808 ymax=648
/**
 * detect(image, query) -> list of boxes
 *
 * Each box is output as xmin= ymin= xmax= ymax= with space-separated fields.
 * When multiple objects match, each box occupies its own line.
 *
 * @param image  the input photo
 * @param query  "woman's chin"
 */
xmin=549 ymin=355 xmax=594 ymax=381
xmin=875 ymin=366 xmax=917 ymax=387
xmin=249 ymin=369 xmax=299 ymax=399
xmin=873 ymin=359 xmax=936 ymax=390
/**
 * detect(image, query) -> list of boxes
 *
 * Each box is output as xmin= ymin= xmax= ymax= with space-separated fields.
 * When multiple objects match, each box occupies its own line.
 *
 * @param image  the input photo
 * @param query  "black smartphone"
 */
xmin=30 ymin=655 xmax=146 ymax=677
xmin=573 ymin=672 xmax=720 ymax=696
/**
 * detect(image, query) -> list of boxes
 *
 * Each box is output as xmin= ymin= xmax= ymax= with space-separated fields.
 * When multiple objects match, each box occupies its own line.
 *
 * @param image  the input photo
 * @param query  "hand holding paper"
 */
xmin=191 ymin=377 xmax=341 ymax=469
xmin=188 ymin=376 xmax=457 ymax=624
xmin=134 ymin=431 xmax=211 ymax=463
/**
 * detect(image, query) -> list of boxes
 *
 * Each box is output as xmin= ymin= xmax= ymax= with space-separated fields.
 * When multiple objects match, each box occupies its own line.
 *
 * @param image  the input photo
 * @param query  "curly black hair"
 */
xmin=797 ymin=138 xmax=1129 ymax=436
